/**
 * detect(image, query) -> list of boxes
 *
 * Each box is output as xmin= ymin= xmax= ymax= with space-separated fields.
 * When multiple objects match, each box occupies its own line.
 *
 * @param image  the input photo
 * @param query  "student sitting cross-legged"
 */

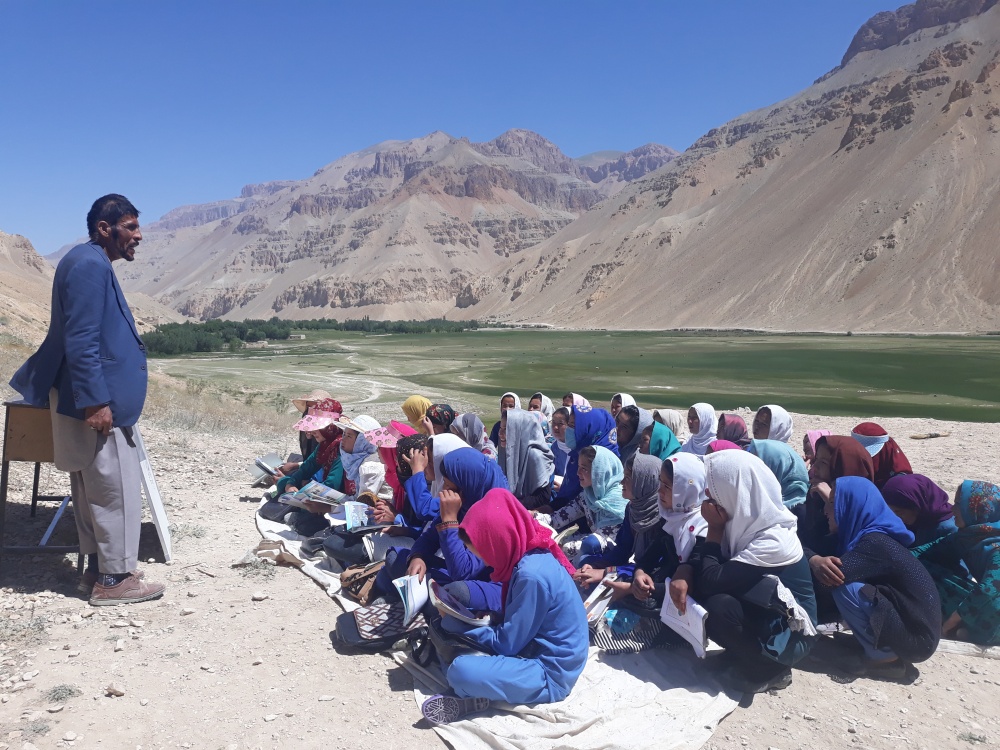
xmin=680 ymin=450 xmax=818 ymax=694
xmin=420 ymin=488 xmax=588 ymax=725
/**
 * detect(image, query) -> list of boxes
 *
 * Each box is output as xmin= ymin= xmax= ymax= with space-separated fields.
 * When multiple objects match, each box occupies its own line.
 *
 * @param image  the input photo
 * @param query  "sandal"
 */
xmin=421 ymin=694 xmax=490 ymax=725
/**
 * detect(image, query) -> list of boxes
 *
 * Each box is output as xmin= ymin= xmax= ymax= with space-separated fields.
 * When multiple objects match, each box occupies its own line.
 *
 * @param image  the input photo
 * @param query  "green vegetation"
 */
xmin=144 ymin=316 xmax=482 ymax=355
xmin=151 ymin=329 xmax=1000 ymax=422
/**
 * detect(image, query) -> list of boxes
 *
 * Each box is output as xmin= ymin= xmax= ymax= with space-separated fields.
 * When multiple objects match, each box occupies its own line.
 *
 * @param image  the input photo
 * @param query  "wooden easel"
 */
xmin=0 ymin=401 xmax=172 ymax=574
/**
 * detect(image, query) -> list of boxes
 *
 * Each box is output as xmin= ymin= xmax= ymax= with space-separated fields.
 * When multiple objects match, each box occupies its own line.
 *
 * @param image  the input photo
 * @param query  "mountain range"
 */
xmin=39 ymin=0 xmax=1000 ymax=333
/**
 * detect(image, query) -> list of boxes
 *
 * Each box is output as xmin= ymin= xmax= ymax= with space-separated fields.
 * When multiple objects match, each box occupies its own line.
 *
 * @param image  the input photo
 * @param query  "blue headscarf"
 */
xmin=747 ymin=439 xmax=809 ymax=509
xmin=835 ymin=476 xmax=914 ymax=555
xmin=583 ymin=446 xmax=629 ymax=530
xmin=955 ymin=480 xmax=1000 ymax=582
xmin=555 ymin=406 xmax=619 ymax=502
xmin=340 ymin=433 xmax=378 ymax=487
xmin=440 ymin=447 xmax=509 ymax=515
xmin=649 ymin=421 xmax=682 ymax=460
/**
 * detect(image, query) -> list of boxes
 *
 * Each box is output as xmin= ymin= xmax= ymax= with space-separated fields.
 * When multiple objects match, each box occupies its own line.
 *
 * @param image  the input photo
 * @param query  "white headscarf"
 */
xmin=500 ymin=392 xmax=522 ymax=410
xmin=653 ymin=408 xmax=690 ymax=444
xmin=429 ymin=433 xmax=469 ymax=497
xmin=680 ymin=403 xmax=716 ymax=456
xmin=659 ymin=453 xmax=709 ymax=563
xmin=703 ymin=450 xmax=802 ymax=568
xmin=570 ymin=393 xmax=590 ymax=408
xmin=612 ymin=393 xmax=636 ymax=410
xmin=762 ymin=404 xmax=793 ymax=444
xmin=530 ymin=392 xmax=555 ymax=421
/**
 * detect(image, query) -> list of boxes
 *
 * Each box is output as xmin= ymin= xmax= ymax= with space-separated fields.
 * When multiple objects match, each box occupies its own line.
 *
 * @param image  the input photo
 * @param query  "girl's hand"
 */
xmin=373 ymin=501 xmax=395 ymax=524
xmin=942 ymin=610 xmax=963 ymax=637
xmin=700 ymin=501 xmax=729 ymax=529
xmin=631 ymin=571 xmax=655 ymax=600
xmin=572 ymin=565 xmax=606 ymax=587
xmin=439 ymin=490 xmax=463 ymax=523
xmin=421 ymin=415 xmax=435 ymax=435
xmin=809 ymin=555 xmax=845 ymax=587
xmin=302 ymin=499 xmax=329 ymax=515
xmin=407 ymin=556 xmax=428 ymax=582
xmin=403 ymin=447 xmax=428 ymax=475
xmin=669 ymin=578 xmax=689 ymax=615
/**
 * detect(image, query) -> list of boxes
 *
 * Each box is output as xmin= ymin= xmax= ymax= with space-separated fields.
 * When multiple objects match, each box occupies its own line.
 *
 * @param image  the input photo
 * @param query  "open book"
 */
xmin=429 ymin=580 xmax=491 ymax=627
xmin=279 ymin=480 xmax=347 ymax=510
xmin=659 ymin=578 xmax=709 ymax=658
xmin=583 ymin=573 xmax=618 ymax=625
xmin=249 ymin=452 xmax=283 ymax=487
xmin=392 ymin=574 xmax=429 ymax=626
xmin=363 ymin=533 xmax=412 ymax=563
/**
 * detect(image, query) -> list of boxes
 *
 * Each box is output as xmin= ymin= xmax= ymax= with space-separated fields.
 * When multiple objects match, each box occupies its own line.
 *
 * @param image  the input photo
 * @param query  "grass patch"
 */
xmin=24 ymin=720 xmax=51 ymax=736
xmin=44 ymin=684 xmax=82 ymax=702
xmin=959 ymin=732 xmax=988 ymax=744
xmin=168 ymin=523 xmax=207 ymax=541
xmin=237 ymin=558 xmax=276 ymax=580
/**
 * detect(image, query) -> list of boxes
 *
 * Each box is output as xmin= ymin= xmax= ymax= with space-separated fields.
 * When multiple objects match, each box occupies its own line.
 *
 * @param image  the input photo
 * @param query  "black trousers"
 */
xmin=704 ymin=593 xmax=789 ymax=680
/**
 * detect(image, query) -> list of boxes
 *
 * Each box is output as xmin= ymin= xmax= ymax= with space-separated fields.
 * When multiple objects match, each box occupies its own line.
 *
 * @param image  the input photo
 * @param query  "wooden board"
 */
xmin=3 ymin=402 xmax=55 ymax=463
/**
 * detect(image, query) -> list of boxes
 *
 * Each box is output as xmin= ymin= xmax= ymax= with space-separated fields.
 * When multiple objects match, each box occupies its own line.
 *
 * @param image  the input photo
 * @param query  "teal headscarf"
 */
xmin=649 ymin=422 xmax=682 ymax=460
xmin=583 ymin=446 xmax=629 ymax=530
xmin=747 ymin=439 xmax=810 ymax=509
xmin=956 ymin=480 xmax=1000 ymax=582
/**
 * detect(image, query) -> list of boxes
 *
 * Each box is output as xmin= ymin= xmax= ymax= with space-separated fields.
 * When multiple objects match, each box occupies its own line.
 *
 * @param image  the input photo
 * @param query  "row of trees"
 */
xmin=143 ymin=316 xmax=482 ymax=355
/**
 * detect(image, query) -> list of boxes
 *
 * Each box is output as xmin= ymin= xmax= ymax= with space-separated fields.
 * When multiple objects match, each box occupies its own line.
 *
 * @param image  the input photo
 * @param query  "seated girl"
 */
xmin=914 ymin=480 xmax=1000 ymax=646
xmin=488 ymin=392 xmax=521 ymax=447
xmin=424 ymin=404 xmax=457 ymax=435
xmin=747 ymin=439 xmax=810 ymax=511
xmin=803 ymin=429 xmax=831 ymax=482
xmin=850 ymin=422 xmax=913 ymax=489
xmin=550 ymin=445 xmax=628 ymax=563
xmin=639 ymin=420 xmax=682 ymax=460
xmin=681 ymin=450 xmax=817 ymax=693
xmin=549 ymin=407 xmax=572 ymax=480
xmin=610 ymin=392 xmax=636 ymax=418
xmin=499 ymin=409 xmax=554 ymax=510
xmin=547 ymin=405 xmax=619 ymax=512
xmin=815 ymin=476 xmax=941 ymax=678
xmin=528 ymin=391 xmax=555 ymax=420
xmin=717 ymin=413 xmax=752 ymax=448
xmin=801 ymin=435 xmax=875 ymax=558
xmin=337 ymin=415 xmax=393 ymax=502
xmin=680 ymin=402 xmax=717 ymax=456
xmin=375 ymin=448 xmax=509 ymax=612
xmin=450 ymin=412 xmax=498 ymax=461
xmin=562 ymin=393 xmax=590 ymax=408
xmin=402 ymin=395 xmax=433 ymax=434
xmin=572 ymin=453 xmax=666 ymax=594
xmin=616 ymin=405 xmax=653 ymax=464
xmin=420 ymin=489 xmax=588 ymax=725
xmin=881 ymin=474 xmax=958 ymax=546
xmin=751 ymin=404 xmax=794 ymax=444
xmin=652 ymin=408 xmax=689 ymax=444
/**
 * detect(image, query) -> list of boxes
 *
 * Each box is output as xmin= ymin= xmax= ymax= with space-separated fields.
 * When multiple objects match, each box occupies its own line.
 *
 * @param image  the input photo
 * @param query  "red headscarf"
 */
xmin=707 ymin=439 xmax=743 ymax=453
xmin=851 ymin=422 xmax=912 ymax=489
xmin=817 ymin=436 xmax=875 ymax=483
xmin=313 ymin=398 xmax=345 ymax=476
xmin=460 ymin=488 xmax=575 ymax=606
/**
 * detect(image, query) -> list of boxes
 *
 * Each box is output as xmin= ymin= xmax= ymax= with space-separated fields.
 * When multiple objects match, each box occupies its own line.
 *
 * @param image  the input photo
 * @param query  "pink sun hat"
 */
xmin=366 ymin=420 xmax=418 ymax=449
xmin=292 ymin=406 xmax=342 ymax=432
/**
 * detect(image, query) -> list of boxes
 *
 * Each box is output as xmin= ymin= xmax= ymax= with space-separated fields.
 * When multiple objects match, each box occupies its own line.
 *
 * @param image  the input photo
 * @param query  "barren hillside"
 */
xmin=457 ymin=1 xmax=1000 ymax=332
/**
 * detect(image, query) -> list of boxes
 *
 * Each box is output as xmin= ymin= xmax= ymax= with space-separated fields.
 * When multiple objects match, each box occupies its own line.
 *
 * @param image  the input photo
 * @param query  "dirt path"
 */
xmin=1 ymin=415 xmax=998 ymax=750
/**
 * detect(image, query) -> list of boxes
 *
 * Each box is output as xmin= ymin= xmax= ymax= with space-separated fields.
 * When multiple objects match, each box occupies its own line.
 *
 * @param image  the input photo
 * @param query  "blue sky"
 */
xmin=0 ymin=1 xmax=892 ymax=255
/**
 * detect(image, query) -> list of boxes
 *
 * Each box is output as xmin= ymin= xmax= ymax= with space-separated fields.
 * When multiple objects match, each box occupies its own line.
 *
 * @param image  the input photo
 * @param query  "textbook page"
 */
xmin=363 ymin=533 xmax=413 ymax=562
xmin=392 ymin=574 xmax=429 ymax=626
xmin=429 ymin=580 xmax=490 ymax=627
xmin=660 ymin=578 xmax=709 ymax=658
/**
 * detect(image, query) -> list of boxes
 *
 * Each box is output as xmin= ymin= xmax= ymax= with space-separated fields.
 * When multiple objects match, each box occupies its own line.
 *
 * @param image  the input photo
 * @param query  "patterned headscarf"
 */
xmin=426 ymin=403 xmax=457 ymax=429
xmin=450 ymin=412 xmax=497 ymax=460
xmin=955 ymin=480 xmax=1000 ymax=581
xmin=314 ymin=398 xmax=345 ymax=473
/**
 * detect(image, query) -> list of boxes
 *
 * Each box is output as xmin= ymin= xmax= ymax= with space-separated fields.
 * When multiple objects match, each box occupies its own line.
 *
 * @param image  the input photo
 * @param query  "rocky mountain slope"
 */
xmin=0 ymin=231 xmax=185 ymax=353
xmin=109 ymin=131 xmax=676 ymax=321
xmin=455 ymin=0 xmax=1000 ymax=332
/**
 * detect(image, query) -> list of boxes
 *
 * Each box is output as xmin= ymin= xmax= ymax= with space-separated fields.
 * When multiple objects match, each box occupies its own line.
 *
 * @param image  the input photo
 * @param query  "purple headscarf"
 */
xmin=880 ymin=473 xmax=954 ymax=530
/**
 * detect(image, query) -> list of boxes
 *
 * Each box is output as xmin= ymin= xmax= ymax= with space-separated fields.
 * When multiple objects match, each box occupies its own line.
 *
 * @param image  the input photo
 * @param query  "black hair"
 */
xmin=619 ymin=405 xmax=640 ymax=432
xmin=580 ymin=445 xmax=598 ymax=462
xmin=553 ymin=407 xmax=570 ymax=421
xmin=87 ymin=194 xmax=140 ymax=240
xmin=562 ymin=393 xmax=574 ymax=402
xmin=661 ymin=457 xmax=673 ymax=481
xmin=395 ymin=433 xmax=428 ymax=479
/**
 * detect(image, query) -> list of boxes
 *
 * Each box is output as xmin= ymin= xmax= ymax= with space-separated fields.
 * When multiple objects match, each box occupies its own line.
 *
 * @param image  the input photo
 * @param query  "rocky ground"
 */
xmin=0 ymin=413 xmax=998 ymax=750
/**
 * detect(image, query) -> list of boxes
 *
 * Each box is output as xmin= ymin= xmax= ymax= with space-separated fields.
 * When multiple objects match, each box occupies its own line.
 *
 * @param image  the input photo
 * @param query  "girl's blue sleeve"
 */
xmin=409 ymin=522 xmax=441 ymax=561
xmin=451 ymin=574 xmax=547 ymax=656
xmin=438 ymin=527 xmax=487 ymax=580
xmin=404 ymin=473 xmax=440 ymax=521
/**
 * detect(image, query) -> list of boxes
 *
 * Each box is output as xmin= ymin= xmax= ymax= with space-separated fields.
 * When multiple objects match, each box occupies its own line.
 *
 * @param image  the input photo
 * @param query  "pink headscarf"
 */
xmin=805 ymin=429 xmax=831 ymax=459
xmin=708 ymin=440 xmax=743 ymax=453
xmin=460 ymin=488 xmax=575 ymax=606
xmin=571 ymin=393 xmax=591 ymax=408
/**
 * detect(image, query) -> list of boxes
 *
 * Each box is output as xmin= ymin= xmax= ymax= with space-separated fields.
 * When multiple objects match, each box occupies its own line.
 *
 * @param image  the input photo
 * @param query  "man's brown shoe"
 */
xmin=89 ymin=573 xmax=165 ymax=606
xmin=78 ymin=569 xmax=145 ymax=596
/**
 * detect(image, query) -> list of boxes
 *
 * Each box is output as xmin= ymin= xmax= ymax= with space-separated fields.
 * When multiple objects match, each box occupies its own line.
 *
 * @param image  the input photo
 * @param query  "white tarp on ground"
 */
xmin=397 ymin=646 xmax=740 ymax=750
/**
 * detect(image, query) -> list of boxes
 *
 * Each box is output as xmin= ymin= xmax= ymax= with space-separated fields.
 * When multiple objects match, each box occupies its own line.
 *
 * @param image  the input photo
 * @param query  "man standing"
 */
xmin=10 ymin=194 xmax=165 ymax=605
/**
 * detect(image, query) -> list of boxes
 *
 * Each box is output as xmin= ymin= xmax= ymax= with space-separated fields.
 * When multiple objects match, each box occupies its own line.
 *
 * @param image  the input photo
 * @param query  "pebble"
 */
xmin=180 ymin=608 xmax=195 ymax=616
xmin=63 ymin=732 xmax=78 ymax=741
xmin=129 ymin=619 xmax=146 ymax=627
xmin=186 ymin=591 xmax=197 ymax=598
xmin=111 ymin=620 xmax=129 ymax=628
xmin=264 ymin=714 xmax=278 ymax=722
xmin=802 ymin=713 xmax=816 ymax=721
xmin=21 ymin=671 xmax=37 ymax=682
xmin=252 ymin=659 xmax=263 ymax=666
xmin=317 ymin=695 xmax=334 ymax=701
xmin=68 ymin=651 xmax=80 ymax=658
xmin=105 ymin=684 xmax=125 ymax=697
xmin=114 ymin=639 xmax=125 ymax=653
xmin=140 ymin=698 xmax=149 ymax=706
xmin=251 ymin=592 xmax=268 ymax=602
xmin=80 ymin=610 xmax=95 ymax=619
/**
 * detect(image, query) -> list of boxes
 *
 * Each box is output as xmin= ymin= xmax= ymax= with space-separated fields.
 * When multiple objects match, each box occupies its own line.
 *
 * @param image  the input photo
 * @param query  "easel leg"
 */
xmin=0 ymin=459 xmax=9 ymax=575
xmin=30 ymin=462 xmax=41 ymax=517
